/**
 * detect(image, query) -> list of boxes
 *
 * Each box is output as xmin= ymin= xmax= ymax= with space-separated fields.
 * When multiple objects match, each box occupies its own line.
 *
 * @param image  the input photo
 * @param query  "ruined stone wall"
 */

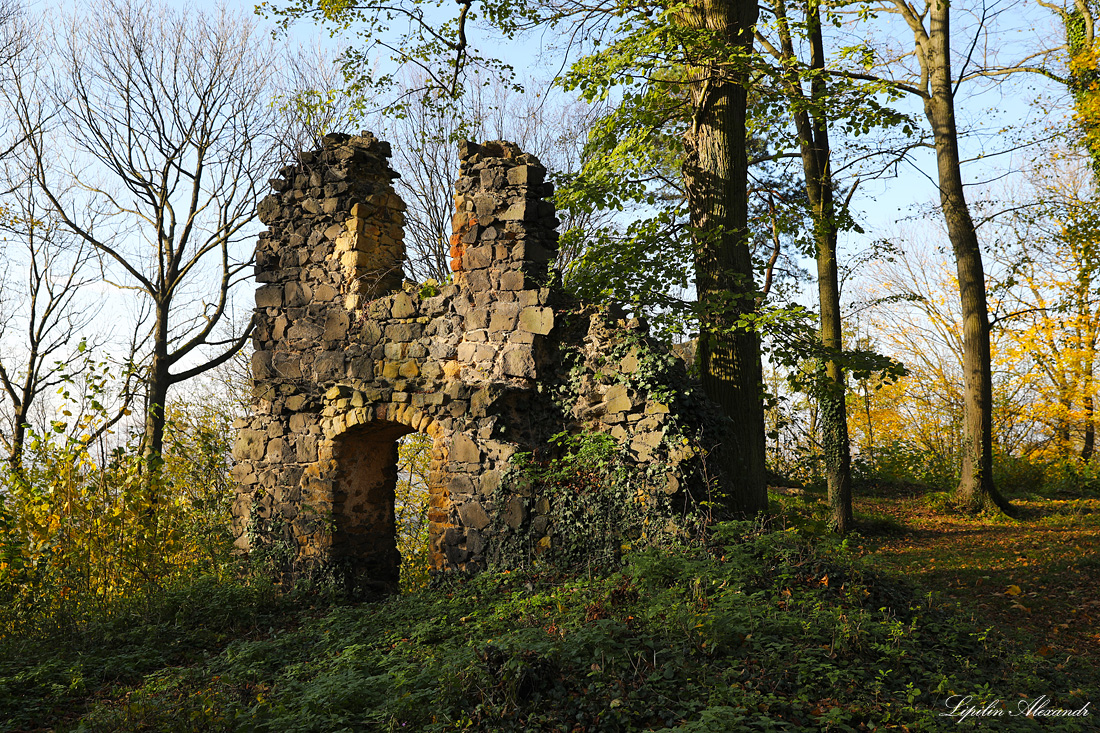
xmin=234 ymin=134 xmax=730 ymax=592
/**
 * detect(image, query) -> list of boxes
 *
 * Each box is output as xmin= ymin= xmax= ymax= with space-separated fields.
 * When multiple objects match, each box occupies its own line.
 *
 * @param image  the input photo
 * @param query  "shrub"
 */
xmin=0 ymin=398 xmax=238 ymax=638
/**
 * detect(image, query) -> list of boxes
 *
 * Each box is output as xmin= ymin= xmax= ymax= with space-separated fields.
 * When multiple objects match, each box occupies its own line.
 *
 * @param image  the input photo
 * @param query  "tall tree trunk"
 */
xmin=1080 ymin=312 xmax=1096 ymax=461
xmin=776 ymin=0 xmax=853 ymax=533
xmin=680 ymin=0 xmax=767 ymax=515
xmin=1065 ymin=3 xmax=1100 ymax=462
xmin=144 ymin=307 xmax=171 ymax=482
xmin=7 ymin=404 xmax=27 ymax=478
xmin=5 ymin=350 xmax=39 ymax=479
xmin=920 ymin=4 xmax=1012 ymax=513
xmin=1082 ymin=391 xmax=1095 ymax=461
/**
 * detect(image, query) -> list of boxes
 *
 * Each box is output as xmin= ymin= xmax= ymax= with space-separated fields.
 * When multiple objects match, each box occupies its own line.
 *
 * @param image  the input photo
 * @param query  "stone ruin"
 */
xmin=233 ymin=133 xmax=734 ymax=592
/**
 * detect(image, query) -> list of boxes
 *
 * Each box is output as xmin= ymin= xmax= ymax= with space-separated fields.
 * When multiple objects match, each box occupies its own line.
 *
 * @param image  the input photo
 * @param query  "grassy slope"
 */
xmin=1 ymin=510 xmax=1096 ymax=733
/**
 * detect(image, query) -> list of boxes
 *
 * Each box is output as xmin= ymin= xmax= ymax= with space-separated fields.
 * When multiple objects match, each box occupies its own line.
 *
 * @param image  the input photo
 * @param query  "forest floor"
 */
xmin=3 ymin=485 xmax=1097 ymax=731
xmin=851 ymin=484 xmax=1100 ymax=667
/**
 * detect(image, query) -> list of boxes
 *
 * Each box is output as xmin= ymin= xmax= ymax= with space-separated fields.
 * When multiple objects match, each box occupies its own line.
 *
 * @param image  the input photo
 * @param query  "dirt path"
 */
xmin=852 ymin=486 xmax=1100 ymax=665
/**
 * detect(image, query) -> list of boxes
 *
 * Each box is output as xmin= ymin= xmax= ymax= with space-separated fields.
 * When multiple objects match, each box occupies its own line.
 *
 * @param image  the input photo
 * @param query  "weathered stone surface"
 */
xmin=458 ymin=500 xmax=490 ymax=530
xmin=501 ymin=346 xmax=535 ymax=378
xmin=502 ymin=496 xmax=525 ymax=530
xmin=233 ymin=430 xmax=266 ymax=461
xmin=273 ymin=355 xmax=302 ymax=379
xmin=604 ymin=384 xmax=632 ymax=413
xmin=451 ymin=433 xmax=481 ymax=464
xmin=314 ymin=351 xmax=344 ymax=379
xmin=506 ymin=165 xmax=544 ymax=186
xmin=620 ymin=352 xmax=640 ymax=374
xmin=391 ymin=292 xmax=416 ymax=319
xmin=489 ymin=303 xmax=519 ymax=331
xmin=285 ymin=281 xmax=311 ymax=307
xmin=257 ymin=194 xmax=281 ymax=224
xmin=251 ymin=351 xmax=273 ymax=379
xmin=255 ymin=286 xmax=282 ymax=308
xmin=323 ymin=310 xmax=350 ymax=340
xmin=518 ymin=306 xmax=554 ymax=335
xmin=235 ymin=135 xmax=732 ymax=594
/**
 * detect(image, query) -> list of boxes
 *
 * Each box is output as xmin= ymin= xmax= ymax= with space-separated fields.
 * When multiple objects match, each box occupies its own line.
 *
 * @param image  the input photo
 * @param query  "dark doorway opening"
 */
xmin=331 ymin=421 xmax=435 ymax=593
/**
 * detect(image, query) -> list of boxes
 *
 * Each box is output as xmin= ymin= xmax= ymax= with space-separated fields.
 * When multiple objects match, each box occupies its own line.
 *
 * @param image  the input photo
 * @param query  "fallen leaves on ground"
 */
xmin=854 ymin=488 xmax=1100 ymax=664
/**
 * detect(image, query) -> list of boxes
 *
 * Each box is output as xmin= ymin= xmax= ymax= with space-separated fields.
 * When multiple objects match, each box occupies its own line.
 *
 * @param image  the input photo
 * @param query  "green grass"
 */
xmin=1 ymin=521 xmax=1095 ymax=732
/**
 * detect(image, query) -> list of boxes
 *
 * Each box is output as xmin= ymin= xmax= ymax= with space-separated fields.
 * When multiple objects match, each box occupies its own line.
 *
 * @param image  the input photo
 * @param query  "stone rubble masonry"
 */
xmin=234 ymin=134 xmax=730 ymax=593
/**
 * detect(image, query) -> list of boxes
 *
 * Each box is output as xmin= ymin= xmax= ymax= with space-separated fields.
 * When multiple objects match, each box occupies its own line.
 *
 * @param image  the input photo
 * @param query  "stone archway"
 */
xmin=329 ymin=418 xmax=450 ymax=593
xmin=330 ymin=421 xmax=410 ymax=592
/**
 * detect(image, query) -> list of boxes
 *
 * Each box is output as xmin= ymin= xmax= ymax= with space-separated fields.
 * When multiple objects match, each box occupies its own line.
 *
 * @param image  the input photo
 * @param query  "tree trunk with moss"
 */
xmin=775 ymin=0 xmax=852 ymax=533
xmin=680 ymin=0 xmax=767 ymax=516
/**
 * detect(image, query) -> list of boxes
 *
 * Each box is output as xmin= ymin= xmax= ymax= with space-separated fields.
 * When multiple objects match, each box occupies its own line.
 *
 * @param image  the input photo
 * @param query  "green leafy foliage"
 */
xmin=491 ymin=431 xmax=686 ymax=572
xmin=396 ymin=432 xmax=432 ymax=591
xmin=8 ymin=522 xmax=1093 ymax=731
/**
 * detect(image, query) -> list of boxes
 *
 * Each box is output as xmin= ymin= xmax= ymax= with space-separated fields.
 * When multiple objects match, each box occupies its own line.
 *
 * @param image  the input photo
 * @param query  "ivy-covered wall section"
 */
xmin=234 ymin=135 xmax=736 ymax=592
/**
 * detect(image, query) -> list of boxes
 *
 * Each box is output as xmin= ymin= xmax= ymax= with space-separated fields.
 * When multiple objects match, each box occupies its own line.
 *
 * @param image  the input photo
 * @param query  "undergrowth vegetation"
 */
xmin=1 ymin=519 xmax=1095 ymax=732
xmin=0 ymin=391 xmax=1096 ymax=731
xmin=772 ymin=439 xmax=1100 ymax=503
xmin=0 ymin=400 xmax=239 ymax=639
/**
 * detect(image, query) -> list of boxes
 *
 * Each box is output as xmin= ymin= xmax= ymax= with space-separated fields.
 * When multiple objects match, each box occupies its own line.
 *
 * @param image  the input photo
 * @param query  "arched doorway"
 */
xmin=330 ymin=420 xmax=438 ymax=594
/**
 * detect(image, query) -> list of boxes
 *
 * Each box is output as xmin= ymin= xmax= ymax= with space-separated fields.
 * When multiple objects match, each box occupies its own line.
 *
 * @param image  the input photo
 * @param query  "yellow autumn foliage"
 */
xmin=0 ymin=397 xmax=238 ymax=636
xmin=395 ymin=432 xmax=432 ymax=592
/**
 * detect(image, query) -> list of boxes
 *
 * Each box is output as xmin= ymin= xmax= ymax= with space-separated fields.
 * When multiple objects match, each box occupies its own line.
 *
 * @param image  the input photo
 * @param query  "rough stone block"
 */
xmin=518 ymin=306 xmax=554 ymax=335
xmin=506 ymin=165 xmax=545 ymax=187
xmin=456 ymin=342 xmax=478 ymax=362
xmin=265 ymin=438 xmax=287 ymax=463
xmin=255 ymin=285 xmax=283 ymax=308
xmin=391 ymin=292 xmax=417 ymax=319
xmin=479 ymin=469 xmax=501 ymax=496
xmin=474 ymin=193 xmax=498 ymax=219
xmin=458 ymin=500 xmax=490 ymax=531
xmin=620 ymin=352 xmax=640 ymax=374
xmin=501 ymin=346 xmax=536 ymax=378
xmin=503 ymin=496 xmax=525 ymax=530
xmin=285 ymin=281 xmax=312 ymax=307
xmin=489 ymin=303 xmax=519 ymax=332
xmin=251 ymin=351 xmax=273 ymax=379
xmin=499 ymin=270 xmax=525 ymax=290
xmin=451 ymin=433 xmax=482 ymax=464
xmin=287 ymin=321 xmax=323 ymax=341
xmin=314 ymin=351 xmax=344 ymax=379
xmin=385 ymin=323 xmax=419 ymax=342
xmin=323 ymin=309 xmax=350 ymax=340
xmin=480 ymin=167 xmax=505 ymax=189
xmin=233 ymin=429 xmax=266 ymax=461
xmin=465 ymin=245 xmax=493 ymax=269
xmin=604 ymin=384 xmax=632 ymax=413
xmin=466 ymin=270 xmax=491 ymax=292
xmin=449 ymin=475 xmax=474 ymax=496
xmin=273 ymin=355 xmax=303 ymax=379
xmin=500 ymin=201 xmax=531 ymax=221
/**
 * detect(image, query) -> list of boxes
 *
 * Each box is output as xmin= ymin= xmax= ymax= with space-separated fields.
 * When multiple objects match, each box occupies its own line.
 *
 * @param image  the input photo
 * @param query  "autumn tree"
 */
xmin=855 ymin=233 xmax=1039 ymax=482
xmin=994 ymin=153 xmax=1100 ymax=459
xmin=1038 ymin=1 xmax=1100 ymax=172
xmin=10 ymin=0 xmax=280 ymax=472
xmin=830 ymin=0 xmax=1018 ymax=512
